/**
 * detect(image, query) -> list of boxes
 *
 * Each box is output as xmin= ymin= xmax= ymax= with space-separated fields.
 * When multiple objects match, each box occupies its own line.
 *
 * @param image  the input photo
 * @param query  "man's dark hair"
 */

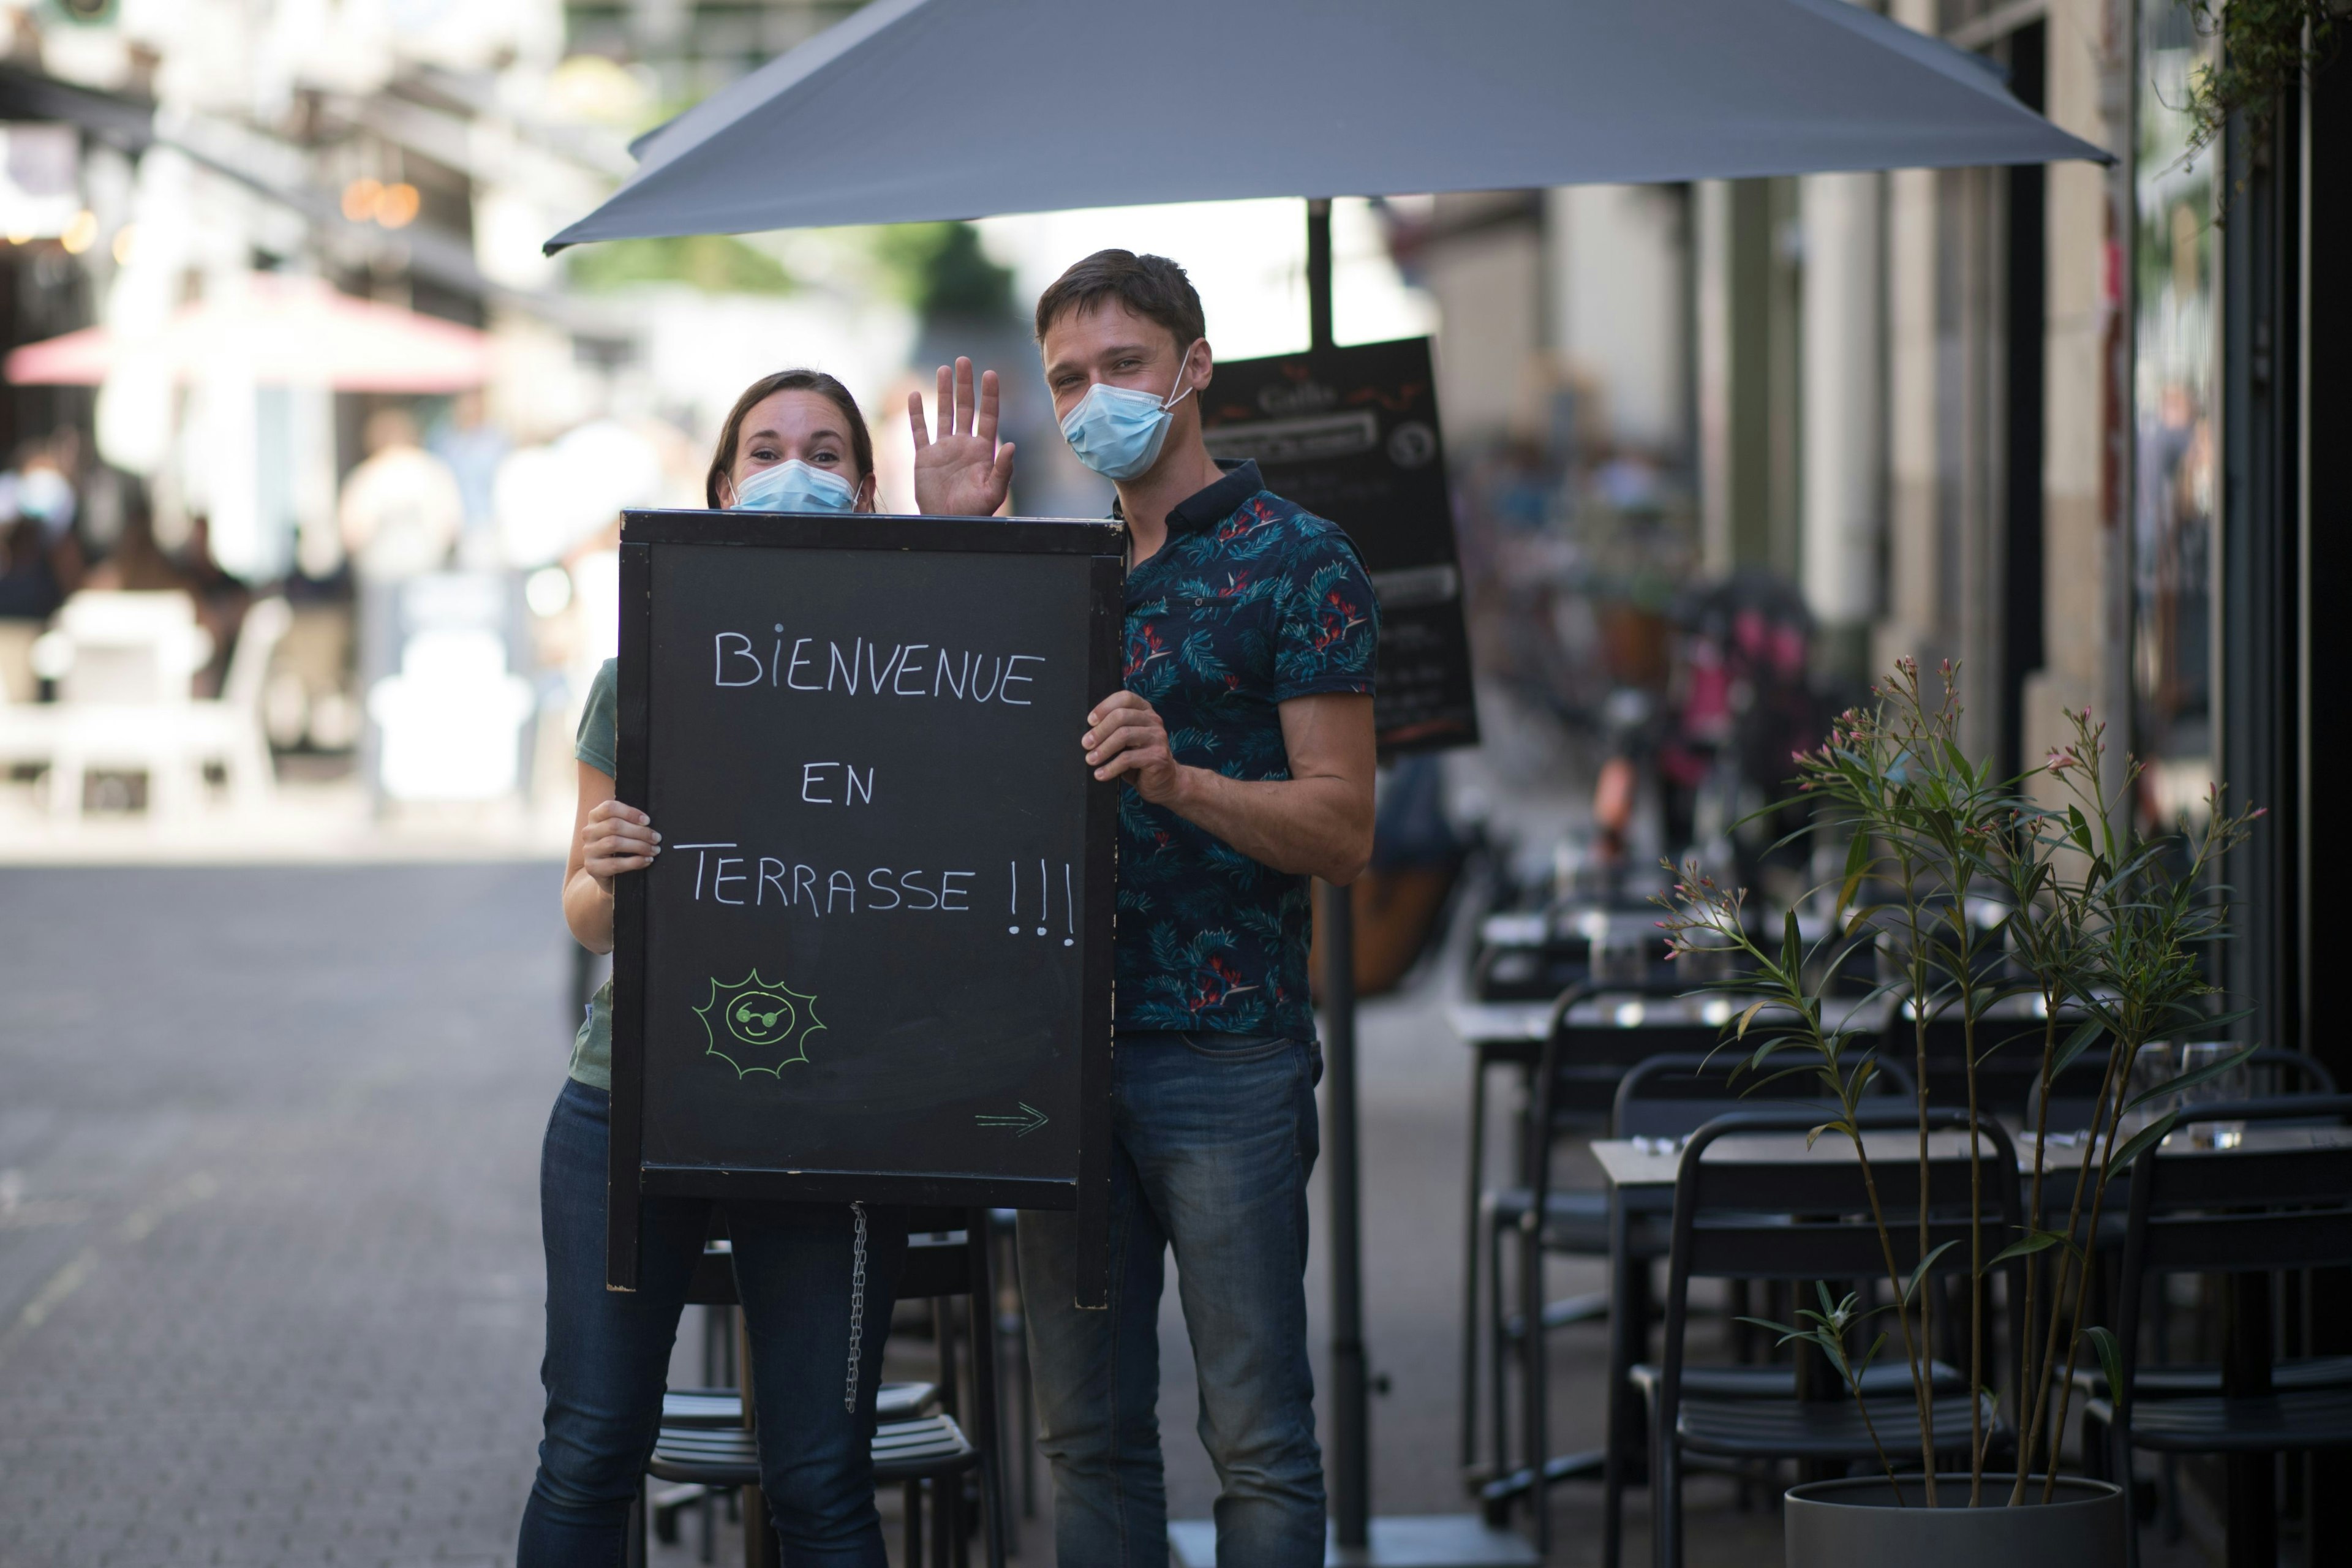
xmin=1033 ymin=249 xmax=1205 ymax=352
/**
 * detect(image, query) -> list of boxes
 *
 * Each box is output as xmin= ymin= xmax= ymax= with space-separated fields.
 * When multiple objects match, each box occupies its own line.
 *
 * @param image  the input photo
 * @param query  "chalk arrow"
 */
xmin=974 ymin=1102 xmax=1049 ymax=1137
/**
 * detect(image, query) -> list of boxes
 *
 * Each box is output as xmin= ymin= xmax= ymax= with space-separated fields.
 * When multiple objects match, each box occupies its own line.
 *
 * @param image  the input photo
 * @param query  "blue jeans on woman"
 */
xmin=517 ymin=1078 xmax=908 ymax=1567
xmin=1018 ymin=1030 xmax=1325 ymax=1568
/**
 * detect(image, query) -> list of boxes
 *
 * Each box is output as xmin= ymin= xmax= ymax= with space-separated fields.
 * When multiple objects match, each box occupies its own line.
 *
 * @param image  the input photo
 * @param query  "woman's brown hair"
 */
xmin=704 ymin=369 xmax=875 ymax=508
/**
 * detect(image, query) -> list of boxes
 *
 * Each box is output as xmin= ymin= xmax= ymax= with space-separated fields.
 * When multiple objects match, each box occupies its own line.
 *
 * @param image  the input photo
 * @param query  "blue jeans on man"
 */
xmin=1019 ymin=1030 xmax=1326 ymax=1567
xmin=518 ymin=1078 xmax=908 ymax=1567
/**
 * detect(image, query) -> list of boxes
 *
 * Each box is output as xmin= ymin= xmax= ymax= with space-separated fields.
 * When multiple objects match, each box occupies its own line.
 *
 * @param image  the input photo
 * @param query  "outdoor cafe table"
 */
xmin=1589 ymin=1123 xmax=2352 ymax=1550
xmin=1446 ymin=992 xmax=1890 ymax=1485
xmin=1446 ymin=990 xmax=1892 ymax=1184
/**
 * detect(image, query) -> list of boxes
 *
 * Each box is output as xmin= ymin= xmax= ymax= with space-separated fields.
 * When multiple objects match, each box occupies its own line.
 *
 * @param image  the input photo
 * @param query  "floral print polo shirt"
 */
xmin=1115 ymin=459 xmax=1379 ymax=1040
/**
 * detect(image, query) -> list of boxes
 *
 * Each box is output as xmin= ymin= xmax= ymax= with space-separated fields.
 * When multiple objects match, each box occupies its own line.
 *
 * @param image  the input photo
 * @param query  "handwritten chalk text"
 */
xmin=676 ymin=843 xmax=974 ymax=917
xmin=714 ymin=631 xmax=1042 ymax=706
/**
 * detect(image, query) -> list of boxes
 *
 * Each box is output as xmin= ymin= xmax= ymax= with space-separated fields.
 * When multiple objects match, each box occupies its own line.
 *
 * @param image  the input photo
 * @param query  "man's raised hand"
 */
xmin=910 ymin=356 xmax=1016 ymax=517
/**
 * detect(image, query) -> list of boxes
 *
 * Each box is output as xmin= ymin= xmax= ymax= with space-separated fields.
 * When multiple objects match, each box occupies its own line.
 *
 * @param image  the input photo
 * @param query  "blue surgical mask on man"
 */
xmin=1058 ymin=342 xmax=1200 ymax=482
xmin=732 ymin=458 xmax=859 ymax=513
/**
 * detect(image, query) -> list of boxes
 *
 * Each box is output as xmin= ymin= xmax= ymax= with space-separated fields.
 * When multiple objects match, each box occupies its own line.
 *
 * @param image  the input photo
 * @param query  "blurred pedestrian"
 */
xmin=83 ymin=505 xmax=190 ymax=596
xmin=429 ymin=390 xmax=510 ymax=568
xmin=0 ymin=433 xmax=87 ymax=621
xmin=84 ymin=509 xmax=253 ymax=696
xmin=337 ymin=409 xmax=463 ymax=582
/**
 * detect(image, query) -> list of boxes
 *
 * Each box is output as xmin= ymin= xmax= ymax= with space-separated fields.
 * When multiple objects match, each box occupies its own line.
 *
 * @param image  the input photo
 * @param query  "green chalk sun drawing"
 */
xmin=694 ymin=970 xmax=827 ymax=1079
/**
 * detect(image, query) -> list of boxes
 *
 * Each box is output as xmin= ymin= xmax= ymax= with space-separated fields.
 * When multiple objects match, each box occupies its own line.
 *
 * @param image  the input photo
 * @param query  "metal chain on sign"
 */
xmin=844 ymin=1200 xmax=868 ymax=1412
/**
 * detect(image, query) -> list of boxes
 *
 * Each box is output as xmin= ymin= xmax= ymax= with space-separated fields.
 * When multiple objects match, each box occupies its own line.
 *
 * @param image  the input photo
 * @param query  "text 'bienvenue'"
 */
xmin=715 ymin=630 xmax=1044 ymax=704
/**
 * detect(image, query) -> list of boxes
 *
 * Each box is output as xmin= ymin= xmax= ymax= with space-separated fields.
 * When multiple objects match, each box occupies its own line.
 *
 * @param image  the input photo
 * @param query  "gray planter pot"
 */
xmin=1785 ymin=1474 xmax=2125 ymax=1568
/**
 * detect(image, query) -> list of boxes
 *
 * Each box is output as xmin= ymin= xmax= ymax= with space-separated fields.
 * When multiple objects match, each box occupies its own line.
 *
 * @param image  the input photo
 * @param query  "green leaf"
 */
xmin=1902 ymin=1239 xmax=1960 ymax=1304
xmin=2121 ymin=1043 xmax=2260 ymax=1115
xmin=1782 ymin=910 xmax=1803 ymax=984
xmin=1858 ymin=1332 xmax=1888 ymax=1384
xmin=2049 ymin=1017 xmax=2108 ymax=1077
xmin=1986 ymin=1229 xmax=2068 ymax=1268
xmin=1839 ymin=829 xmax=1872 ymax=919
xmin=2084 ymin=1324 xmax=2125 ymax=1400
xmin=2066 ymin=805 xmax=2093 ymax=856
xmin=2105 ymin=1109 xmax=2182 ymax=1177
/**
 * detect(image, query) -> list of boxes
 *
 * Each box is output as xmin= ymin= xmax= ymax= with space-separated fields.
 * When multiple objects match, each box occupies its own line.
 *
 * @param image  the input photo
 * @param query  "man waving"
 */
xmin=1014 ymin=249 xmax=1378 ymax=1568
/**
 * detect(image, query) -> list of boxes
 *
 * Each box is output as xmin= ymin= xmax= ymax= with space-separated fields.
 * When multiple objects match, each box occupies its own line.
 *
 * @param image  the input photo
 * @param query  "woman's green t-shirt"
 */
xmin=569 ymin=658 xmax=619 ymax=1089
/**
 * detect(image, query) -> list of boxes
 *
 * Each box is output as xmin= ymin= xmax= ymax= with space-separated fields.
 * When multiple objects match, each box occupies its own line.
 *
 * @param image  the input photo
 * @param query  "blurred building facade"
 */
xmin=1412 ymin=0 xmax=2343 ymax=1072
xmin=1 ymin=0 xmax=639 ymax=779
xmin=0 ymin=0 xmax=922 ymax=802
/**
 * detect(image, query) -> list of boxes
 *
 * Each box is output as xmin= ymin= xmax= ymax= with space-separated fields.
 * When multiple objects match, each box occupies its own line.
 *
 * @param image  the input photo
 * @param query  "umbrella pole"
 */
xmin=1308 ymin=197 xmax=1336 ymax=353
xmin=1321 ymin=875 xmax=1371 ymax=1550
xmin=1305 ymin=195 xmax=1376 ymax=1556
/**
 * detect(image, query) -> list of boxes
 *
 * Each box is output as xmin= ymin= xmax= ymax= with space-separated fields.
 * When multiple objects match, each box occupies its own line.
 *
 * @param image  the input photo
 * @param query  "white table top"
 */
xmin=1450 ymin=992 xmax=1889 ymax=1047
xmin=1591 ymin=1123 xmax=2352 ymax=1189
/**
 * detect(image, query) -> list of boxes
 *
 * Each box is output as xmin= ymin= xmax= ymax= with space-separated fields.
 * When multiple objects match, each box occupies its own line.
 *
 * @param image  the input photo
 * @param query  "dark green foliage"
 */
xmin=875 ymin=222 xmax=1016 ymax=323
xmin=568 ymin=233 xmax=797 ymax=295
xmin=2182 ymin=0 xmax=2340 ymax=164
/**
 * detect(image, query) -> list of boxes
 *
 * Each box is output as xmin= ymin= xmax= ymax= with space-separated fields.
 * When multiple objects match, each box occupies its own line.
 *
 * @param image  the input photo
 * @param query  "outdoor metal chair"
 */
xmin=2078 ymin=1096 xmax=2352 ymax=1568
xmin=1469 ymin=984 xmax=1729 ymax=1514
xmin=1456 ymin=900 xmax=1695 ymax=1485
xmin=1608 ymin=1049 xmax=1916 ymax=1140
xmin=1639 ymin=1108 xmax=2025 ymax=1568
xmin=30 ymin=590 xmax=211 ymax=816
xmin=19 ymin=593 xmax=289 ymax=818
xmin=648 ymin=1379 xmax=940 ymax=1561
xmin=175 ymin=595 xmax=290 ymax=811
xmin=2021 ymin=1044 xmax=2337 ymax=1139
xmin=2021 ymin=1057 xmax=2337 ymax=1547
xmin=1593 ymin=1052 xmax=1932 ymax=1568
xmin=1482 ymin=1006 xmax=1901 ymax=1544
xmin=1899 ymin=1006 xmax=2110 ymax=1123
xmin=633 ymin=1209 xmax=1008 ymax=1568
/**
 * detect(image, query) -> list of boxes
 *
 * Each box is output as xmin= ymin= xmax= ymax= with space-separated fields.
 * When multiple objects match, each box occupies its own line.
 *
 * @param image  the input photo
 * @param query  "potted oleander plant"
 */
xmin=1651 ymin=660 xmax=2258 ymax=1565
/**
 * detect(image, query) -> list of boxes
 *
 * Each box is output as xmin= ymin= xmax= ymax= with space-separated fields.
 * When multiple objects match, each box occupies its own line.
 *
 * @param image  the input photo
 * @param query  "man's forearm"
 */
xmin=1163 ymin=766 xmax=1371 ymax=884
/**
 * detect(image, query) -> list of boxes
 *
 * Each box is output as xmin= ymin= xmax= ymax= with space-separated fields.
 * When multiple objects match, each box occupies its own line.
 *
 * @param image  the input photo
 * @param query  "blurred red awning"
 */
xmin=4 ymin=273 xmax=491 ymax=392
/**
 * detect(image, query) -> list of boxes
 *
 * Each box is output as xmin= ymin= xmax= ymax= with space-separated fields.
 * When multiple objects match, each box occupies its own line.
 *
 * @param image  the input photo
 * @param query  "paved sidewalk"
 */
xmin=0 ymin=863 xmax=2207 ymax=1567
xmin=0 ymin=777 xmax=572 ymax=868
xmin=1 ymin=865 xmax=562 ymax=1568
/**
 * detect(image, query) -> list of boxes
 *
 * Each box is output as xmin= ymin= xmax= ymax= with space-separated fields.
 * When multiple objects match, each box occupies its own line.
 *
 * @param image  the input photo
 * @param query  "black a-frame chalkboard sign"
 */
xmin=609 ymin=510 xmax=1121 ymax=1306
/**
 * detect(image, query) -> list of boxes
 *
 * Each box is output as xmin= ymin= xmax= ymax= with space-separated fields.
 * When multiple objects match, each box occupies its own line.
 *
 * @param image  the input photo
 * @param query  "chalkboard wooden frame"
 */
xmin=608 ymin=509 xmax=1122 ymax=1308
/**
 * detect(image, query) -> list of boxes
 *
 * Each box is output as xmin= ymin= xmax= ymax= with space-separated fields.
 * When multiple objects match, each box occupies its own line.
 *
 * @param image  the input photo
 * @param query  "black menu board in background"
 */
xmin=608 ymin=510 xmax=1120 ymax=1305
xmin=1201 ymin=337 xmax=1480 ymax=754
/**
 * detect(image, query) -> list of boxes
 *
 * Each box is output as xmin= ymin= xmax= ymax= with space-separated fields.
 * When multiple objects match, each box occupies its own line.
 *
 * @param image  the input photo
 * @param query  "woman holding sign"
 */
xmin=522 ymin=362 xmax=1014 ymax=1565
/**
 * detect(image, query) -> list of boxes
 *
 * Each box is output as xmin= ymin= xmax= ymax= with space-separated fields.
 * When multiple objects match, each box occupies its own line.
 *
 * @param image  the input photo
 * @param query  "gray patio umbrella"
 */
xmin=546 ymin=0 xmax=2103 ymax=251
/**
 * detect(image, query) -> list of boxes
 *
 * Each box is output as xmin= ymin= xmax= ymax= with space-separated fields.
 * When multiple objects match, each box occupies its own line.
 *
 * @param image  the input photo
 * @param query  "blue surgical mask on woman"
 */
xmin=1058 ymin=342 xmax=1199 ymax=482
xmin=732 ymin=458 xmax=859 ymax=514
